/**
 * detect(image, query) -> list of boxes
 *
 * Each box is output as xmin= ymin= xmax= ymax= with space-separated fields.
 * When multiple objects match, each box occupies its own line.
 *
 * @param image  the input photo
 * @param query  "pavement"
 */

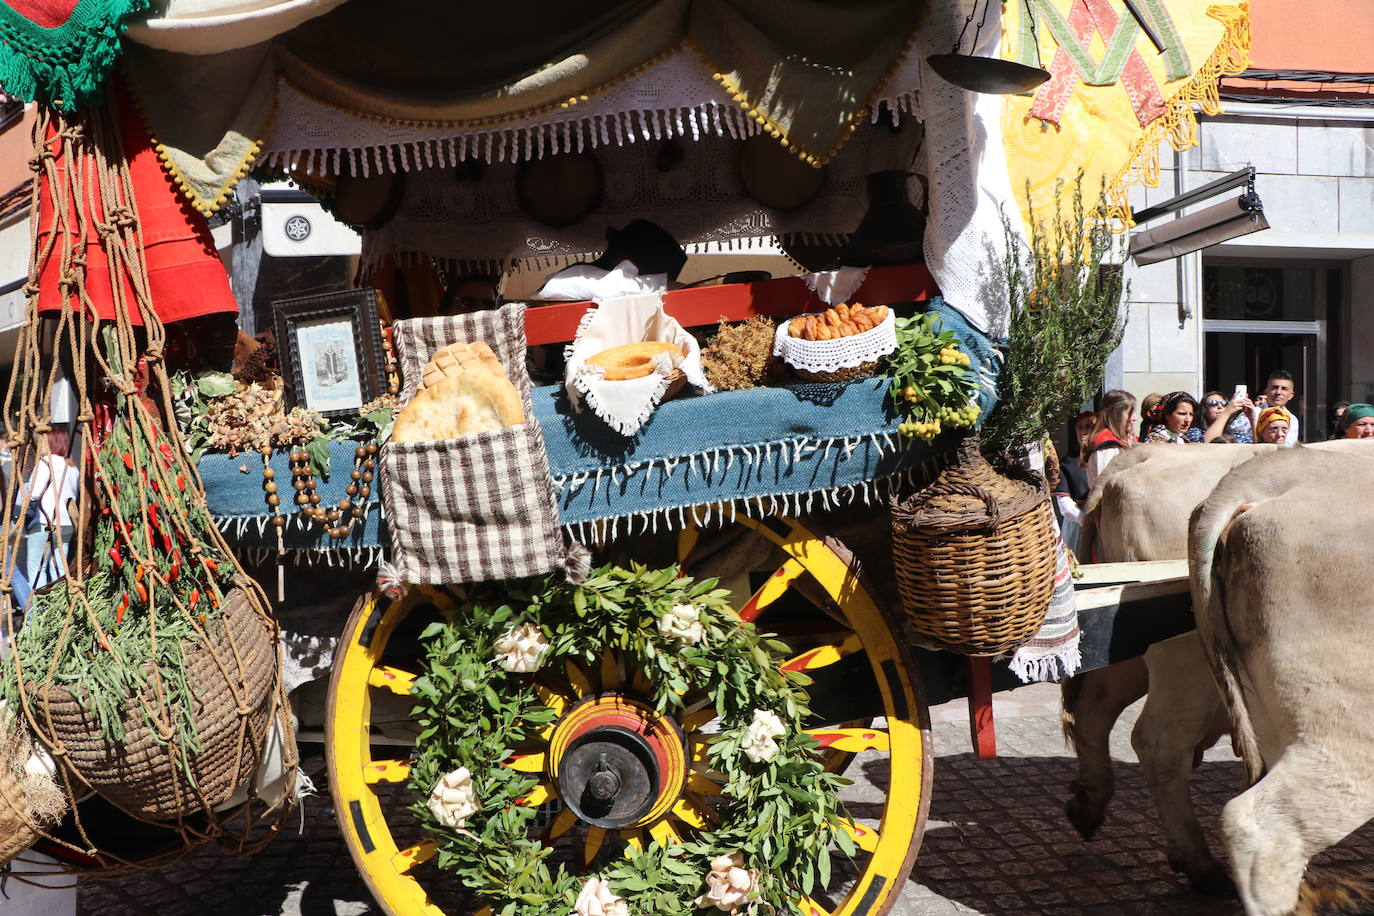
xmin=65 ymin=682 xmax=1374 ymax=915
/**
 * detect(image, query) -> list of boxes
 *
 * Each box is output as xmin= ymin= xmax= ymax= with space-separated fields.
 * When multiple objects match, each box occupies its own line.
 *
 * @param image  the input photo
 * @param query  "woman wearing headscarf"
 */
xmin=1145 ymin=391 xmax=1204 ymax=443
xmin=1254 ymin=406 xmax=1296 ymax=445
xmin=1335 ymin=402 xmax=1374 ymax=439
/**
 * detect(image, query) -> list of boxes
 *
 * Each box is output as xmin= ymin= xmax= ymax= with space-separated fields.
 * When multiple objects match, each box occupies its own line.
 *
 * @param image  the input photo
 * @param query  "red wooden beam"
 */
xmin=523 ymin=263 xmax=937 ymax=345
xmin=967 ymin=656 xmax=998 ymax=760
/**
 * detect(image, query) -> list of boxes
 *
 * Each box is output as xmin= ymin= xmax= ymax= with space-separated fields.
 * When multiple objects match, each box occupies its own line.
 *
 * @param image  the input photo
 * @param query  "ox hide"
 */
xmin=1190 ymin=445 xmax=1374 ymax=916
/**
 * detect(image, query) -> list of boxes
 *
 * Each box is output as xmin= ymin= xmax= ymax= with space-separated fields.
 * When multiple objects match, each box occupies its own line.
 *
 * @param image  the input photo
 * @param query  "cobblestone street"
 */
xmin=62 ymin=682 xmax=1374 ymax=915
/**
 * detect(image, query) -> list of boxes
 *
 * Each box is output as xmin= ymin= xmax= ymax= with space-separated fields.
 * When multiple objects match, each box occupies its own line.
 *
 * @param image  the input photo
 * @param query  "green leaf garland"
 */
xmin=408 ymin=564 xmax=852 ymax=916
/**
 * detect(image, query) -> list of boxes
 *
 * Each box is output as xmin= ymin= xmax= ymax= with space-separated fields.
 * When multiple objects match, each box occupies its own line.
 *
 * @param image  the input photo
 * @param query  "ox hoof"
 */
xmin=1181 ymin=864 xmax=1236 ymax=898
xmin=1065 ymin=783 xmax=1105 ymax=840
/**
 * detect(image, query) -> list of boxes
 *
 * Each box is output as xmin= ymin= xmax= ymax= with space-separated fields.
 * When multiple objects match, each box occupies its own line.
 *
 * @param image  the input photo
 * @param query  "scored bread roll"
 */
xmin=421 ymin=341 xmax=506 ymax=390
xmin=392 ymin=371 xmax=524 ymax=443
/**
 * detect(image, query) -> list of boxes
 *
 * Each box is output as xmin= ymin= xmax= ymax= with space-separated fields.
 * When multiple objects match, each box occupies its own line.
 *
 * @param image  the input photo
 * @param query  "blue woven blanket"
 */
xmin=201 ymin=298 xmax=998 ymax=547
xmin=536 ymin=298 xmax=1000 ymax=536
xmin=199 ymin=439 xmax=387 ymax=561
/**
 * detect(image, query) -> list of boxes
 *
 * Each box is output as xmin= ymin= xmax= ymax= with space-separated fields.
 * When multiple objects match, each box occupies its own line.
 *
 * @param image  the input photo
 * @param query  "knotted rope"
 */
xmin=0 ymin=95 xmax=298 ymax=880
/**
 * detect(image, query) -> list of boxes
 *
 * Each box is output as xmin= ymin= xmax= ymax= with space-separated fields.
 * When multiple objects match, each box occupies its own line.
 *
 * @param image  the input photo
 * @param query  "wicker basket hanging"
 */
xmin=32 ymin=588 xmax=276 ymax=821
xmin=0 ymin=763 xmax=40 ymax=864
xmin=891 ymin=436 xmax=1057 ymax=656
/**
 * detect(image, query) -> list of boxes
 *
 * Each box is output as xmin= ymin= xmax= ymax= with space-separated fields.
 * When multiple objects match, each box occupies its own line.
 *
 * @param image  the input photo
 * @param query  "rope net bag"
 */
xmin=0 ymin=96 xmax=298 ymax=879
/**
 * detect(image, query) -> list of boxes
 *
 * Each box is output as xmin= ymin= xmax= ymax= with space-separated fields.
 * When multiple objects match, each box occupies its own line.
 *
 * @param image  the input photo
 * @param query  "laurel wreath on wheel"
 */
xmin=407 ymin=564 xmax=853 ymax=916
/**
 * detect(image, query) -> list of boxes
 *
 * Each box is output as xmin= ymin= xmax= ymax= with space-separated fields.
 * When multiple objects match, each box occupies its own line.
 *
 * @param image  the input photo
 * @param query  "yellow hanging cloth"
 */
xmin=1001 ymin=0 xmax=1251 ymax=227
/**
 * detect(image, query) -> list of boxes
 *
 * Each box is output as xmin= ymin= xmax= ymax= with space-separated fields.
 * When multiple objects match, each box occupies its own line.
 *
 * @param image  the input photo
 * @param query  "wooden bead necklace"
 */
xmin=261 ymin=440 xmax=378 ymax=540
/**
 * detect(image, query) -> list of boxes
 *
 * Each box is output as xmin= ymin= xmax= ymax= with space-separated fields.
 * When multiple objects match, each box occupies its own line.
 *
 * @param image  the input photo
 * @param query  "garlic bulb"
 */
xmin=427 ymin=766 xmax=480 ymax=829
xmin=493 ymin=623 xmax=549 ymax=673
xmin=571 ymin=875 xmax=628 ymax=916
xmin=695 ymin=852 xmax=761 ymax=912
xmin=740 ymin=708 xmax=786 ymax=764
xmin=657 ymin=602 xmax=705 ymax=646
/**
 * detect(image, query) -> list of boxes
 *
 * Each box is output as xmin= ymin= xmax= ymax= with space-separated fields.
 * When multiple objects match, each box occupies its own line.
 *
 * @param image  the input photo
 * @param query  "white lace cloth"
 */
xmin=916 ymin=1 xmax=1017 ymax=337
xmin=565 ymin=294 xmax=712 ymax=436
xmin=772 ymin=309 xmax=897 ymax=374
xmin=802 ymin=267 xmax=870 ymax=306
xmin=260 ymin=46 xmax=922 ymax=177
xmin=357 ymin=124 xmax=907 ymax=277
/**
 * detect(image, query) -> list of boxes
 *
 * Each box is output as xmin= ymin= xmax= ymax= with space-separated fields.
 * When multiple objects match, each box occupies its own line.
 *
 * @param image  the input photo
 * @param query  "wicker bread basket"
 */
xmin=32 ymin=587 xmax=276 ymax=820
xmin=891 ymin=437 xmax=1056 ymax=656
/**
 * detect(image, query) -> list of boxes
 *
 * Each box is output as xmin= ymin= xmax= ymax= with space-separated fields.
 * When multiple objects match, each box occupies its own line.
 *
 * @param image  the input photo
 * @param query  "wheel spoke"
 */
xmin=583 ymin=826 xmax=607 ymax=866
xmin=622 ymin=829 xmax=646 ymax=853
xmin=834 ymin=816 xmax=880 ymax=854
xmin=687 ymin=771 xmax=725 ymax=794
xmin=599 ymin=651 xmax=622 ymax=691
xmin=391 ymin=840 xmax=437 ymax=874
xmin=506 ymin=751 xmax=547 ymax=773
xmin=671 ymin=796 xmax=715 ymax=829
xmin=518 ymin=781 xmax=554 ymax=807
xmin=546 ymin=807 xmax=578 ymax=841
xmin=364 ymin=759 xmax=412 ymax=784
xmin=535 ymin=684 xmax=569 ymax=718
xmin=797 ymin=896 xmax=829 ymax=916
xmin=688 ymin=736 xmax=714 ymax=765
xmin=565 ymin=660 xmax=593 ymax=699
xmin=739 ymin=557 xmax=805 ymax=622
xmin=782 ymin=633 xmax=863 ymax=672
xmin=648 ymin=817 xmax=685 ymax=848
xmin=681 ymin=706 xmax=716 ymax=733
xmin=367 ymin=664 xmax=418 ymax=695
xmin=805 ymin=727 xmax=890 ymax=753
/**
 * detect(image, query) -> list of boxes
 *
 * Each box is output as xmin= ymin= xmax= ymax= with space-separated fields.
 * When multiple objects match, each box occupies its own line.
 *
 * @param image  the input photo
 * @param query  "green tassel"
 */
xmin=0 ymin=0 xmax=151 ymax=111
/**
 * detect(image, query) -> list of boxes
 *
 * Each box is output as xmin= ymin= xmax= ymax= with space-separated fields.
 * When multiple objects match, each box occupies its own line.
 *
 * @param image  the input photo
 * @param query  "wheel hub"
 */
xmin=547 ymin=694 xmax=687 ymax=830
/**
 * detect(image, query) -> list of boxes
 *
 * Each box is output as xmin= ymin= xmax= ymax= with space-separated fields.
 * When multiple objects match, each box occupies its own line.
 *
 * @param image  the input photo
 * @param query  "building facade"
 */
xmin=1119 ymin=0 xmax=1374 ymax=440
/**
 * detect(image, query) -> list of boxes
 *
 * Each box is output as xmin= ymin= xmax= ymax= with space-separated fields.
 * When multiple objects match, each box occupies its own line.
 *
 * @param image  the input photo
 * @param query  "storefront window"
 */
xmin=1203 ymin=265 xmax=1317 ymax=322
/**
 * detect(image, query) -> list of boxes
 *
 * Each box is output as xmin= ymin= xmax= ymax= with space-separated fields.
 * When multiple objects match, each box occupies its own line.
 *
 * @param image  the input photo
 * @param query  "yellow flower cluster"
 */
xmin=897 ymin=402 xmax=980 ymax=441
xmin=938 ymin=346 xmax=971 ymax=367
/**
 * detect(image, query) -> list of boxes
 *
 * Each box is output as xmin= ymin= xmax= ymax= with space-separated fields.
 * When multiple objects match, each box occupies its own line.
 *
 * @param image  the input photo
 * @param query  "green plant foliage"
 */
xmin=408 ymin=565 xmax=851 ymax=916
xmin=0 ymin=399 xmax=236 ymax=759
xmin=883 ymin=312 xmax=982 ymax=442
xmin=979 ymin=176 xmax=1129 ymax=453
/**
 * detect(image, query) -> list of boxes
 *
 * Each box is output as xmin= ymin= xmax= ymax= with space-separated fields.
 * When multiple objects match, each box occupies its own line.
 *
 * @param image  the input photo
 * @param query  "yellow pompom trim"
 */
xmin=1099 ymin=3 xmax=1252 ymax=228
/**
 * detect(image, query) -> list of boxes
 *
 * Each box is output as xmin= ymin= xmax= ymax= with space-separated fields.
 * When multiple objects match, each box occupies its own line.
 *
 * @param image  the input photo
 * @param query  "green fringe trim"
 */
xmin=0 ymin=0 xmax=150 ymax=111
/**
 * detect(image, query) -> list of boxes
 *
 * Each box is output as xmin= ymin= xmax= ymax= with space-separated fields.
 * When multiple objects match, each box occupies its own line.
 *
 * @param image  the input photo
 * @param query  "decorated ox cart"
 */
xmin=0 ymin=1 xmax=1248 ymax=914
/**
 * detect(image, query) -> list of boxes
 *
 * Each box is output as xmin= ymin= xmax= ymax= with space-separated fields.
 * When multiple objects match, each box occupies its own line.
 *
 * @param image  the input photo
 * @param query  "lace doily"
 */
xmin=772 ymin=309 xmax=897 ymax=374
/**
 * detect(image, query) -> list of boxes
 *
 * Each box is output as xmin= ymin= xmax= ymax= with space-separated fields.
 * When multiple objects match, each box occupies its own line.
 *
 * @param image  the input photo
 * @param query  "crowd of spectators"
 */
xmin=1051 ymin=368 xmax=1374 ymax=553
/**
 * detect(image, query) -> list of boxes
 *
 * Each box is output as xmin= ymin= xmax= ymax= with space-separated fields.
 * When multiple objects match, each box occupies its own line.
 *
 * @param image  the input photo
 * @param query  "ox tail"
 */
xmin=1060 ymin=672 xmax=1084 ymax=747
xmin=1295 ymin=866 xmax=1374 ymax=916
xmin=1188 ymin=496 xmax=1266 ymax=787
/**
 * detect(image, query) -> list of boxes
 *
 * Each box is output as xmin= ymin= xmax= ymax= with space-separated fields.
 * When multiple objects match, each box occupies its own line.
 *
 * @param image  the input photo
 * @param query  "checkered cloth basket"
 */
xmin=382 ymin=304 xmax=565 ymax=584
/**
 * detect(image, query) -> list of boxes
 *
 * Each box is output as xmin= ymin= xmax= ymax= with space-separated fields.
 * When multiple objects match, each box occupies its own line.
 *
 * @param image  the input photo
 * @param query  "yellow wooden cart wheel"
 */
xmin=326 ymin=515 xmax=931 ymax=916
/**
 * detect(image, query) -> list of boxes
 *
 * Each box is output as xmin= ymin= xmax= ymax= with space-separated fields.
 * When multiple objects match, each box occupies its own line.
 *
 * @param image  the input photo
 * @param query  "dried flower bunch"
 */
xmin=202 ymin=382 xmax=325 ymax=455
xmin=700 ymin=317 xmax=779 ymax=392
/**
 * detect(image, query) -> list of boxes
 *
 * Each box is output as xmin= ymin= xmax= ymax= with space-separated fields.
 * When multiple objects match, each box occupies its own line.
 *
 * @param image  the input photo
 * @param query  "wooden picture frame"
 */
xmin=273 ymin=288 xmax=384 ymax=419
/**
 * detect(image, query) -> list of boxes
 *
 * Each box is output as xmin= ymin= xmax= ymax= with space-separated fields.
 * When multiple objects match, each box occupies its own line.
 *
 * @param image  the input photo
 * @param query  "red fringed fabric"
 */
xmin=34 ymin=85 xmax=237 ymax=325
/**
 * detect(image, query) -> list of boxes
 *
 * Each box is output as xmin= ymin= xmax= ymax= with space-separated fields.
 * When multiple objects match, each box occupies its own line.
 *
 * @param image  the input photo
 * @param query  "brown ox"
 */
xmin=1191 ymin=446 xmax=1374 ymax=915
xmin=1065 ymin=439 xmax=1374 ymax=896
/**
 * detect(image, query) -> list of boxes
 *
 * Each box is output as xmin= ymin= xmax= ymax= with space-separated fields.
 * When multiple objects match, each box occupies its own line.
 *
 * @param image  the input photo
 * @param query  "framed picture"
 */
xmin=273 ymin=288 xmax=384 ymax=419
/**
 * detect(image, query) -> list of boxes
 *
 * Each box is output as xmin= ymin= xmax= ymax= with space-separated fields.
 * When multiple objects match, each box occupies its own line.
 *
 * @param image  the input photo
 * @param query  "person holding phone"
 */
xmin=1199 ymin=386 xmax=1257 ymax=443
